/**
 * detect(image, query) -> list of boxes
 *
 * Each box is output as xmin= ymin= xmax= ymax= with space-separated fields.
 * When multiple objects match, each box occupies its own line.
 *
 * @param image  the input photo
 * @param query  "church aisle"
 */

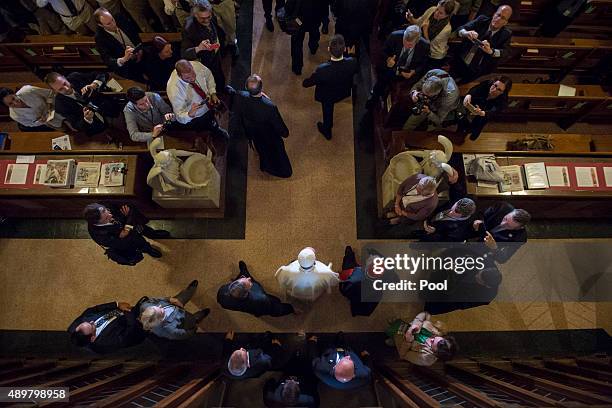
xmin=0 ymin=1 xmax=609 ymax=337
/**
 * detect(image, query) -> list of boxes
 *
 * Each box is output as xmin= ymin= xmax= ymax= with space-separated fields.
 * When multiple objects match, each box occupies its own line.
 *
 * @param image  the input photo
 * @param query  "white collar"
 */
xmin=330 ymin=56 xmax=344 ymax=62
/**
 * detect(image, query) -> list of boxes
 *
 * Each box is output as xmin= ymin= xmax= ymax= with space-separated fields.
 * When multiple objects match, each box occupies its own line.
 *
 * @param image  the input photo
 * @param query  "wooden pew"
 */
xmin=382 ymin=83 xmax=610 ymax=130
xmin=0 ymin=33 xmax=181 ymax=72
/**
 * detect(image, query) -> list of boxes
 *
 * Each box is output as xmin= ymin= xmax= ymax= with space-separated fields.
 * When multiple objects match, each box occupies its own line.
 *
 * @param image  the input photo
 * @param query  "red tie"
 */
xmin=190 ymin=82 xmax=208 ymax=100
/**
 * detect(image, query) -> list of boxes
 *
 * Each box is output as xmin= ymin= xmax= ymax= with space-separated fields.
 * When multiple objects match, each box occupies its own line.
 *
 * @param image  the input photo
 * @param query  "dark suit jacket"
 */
xmin=217 ymin=281 xmax=293 ymax=317
xmin=67 ymin=301 xmax=146 ymax=354
xmin=302 ymin=57 xmax=358 ymax=103
xmin=422 ymin=199 xmax=475 ymax=242
xmin=312 ymin=348 xmax=371 ymax=390
xmin=466 ymin=79 xmax=508 ymax=119
xmin=94 ymin=16 xmax=142 ymax=78
xmin=457 ymin=15 xmax=512 ymax=76
xmin=383 ymin=32 xmax=430 ymax=79
xmin=181 ymin=16 xmax=222 ymax=65
xmin=222 ymin=338 xmax=273 ymax=380
xmin=87 ymin=203 xmax=149 ymax=252
xmin=263 ymin=378 xmax=318 ymax=407
xmin=54 ymin=72 xmax=111 ymax=135
xmin=475 ymin=202 xmax=527 ymax=263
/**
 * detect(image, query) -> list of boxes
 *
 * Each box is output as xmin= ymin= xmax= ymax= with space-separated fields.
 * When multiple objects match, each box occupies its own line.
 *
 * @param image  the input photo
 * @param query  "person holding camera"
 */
xmin=94 ymin=7 xmax=146 ymax=82
xmin=457 ymin=75 xmax=512 ymax=140
xmin=124 ymin=87 xmax=177 ymax=143
xmin=45 ymin=71 xmax=119 ymax=136
xmin=387 ymin=311 xmax=457 ymax=366
xmin=366 ymin=25 xmax=430 ymax=109
xmin=450 ymin=5 xmax=513 ymax=83
xmin=402 ymin=68 xmax=459 ymax=131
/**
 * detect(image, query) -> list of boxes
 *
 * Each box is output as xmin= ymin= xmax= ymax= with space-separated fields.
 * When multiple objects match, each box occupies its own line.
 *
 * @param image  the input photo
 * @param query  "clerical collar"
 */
xmin=331 ymin=56 xmax=344 ymax=62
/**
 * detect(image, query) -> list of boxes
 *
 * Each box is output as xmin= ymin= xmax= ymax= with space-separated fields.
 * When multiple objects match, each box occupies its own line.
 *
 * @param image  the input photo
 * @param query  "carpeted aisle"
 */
xmin=0 ymin=1 xmax=610 ymax=337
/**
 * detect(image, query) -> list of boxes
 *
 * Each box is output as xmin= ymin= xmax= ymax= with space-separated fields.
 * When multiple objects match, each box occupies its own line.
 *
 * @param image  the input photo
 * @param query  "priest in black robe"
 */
xmin=228 ymin=75 xmax=292 ymax=178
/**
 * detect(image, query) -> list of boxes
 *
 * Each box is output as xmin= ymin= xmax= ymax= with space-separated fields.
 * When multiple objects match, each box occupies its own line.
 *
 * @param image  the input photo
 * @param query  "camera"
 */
xmin=411 ymin=92 xmax=430 ymax=115
xmin=161 ymin=118 xmax=173 ymax=131
xmin=85 ymin=101 xmax=101 ymax=113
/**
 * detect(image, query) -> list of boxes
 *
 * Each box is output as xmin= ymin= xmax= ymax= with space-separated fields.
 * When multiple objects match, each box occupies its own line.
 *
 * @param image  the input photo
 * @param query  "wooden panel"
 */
xmin=175 ymin=378 xmax=221 ymax=408
xmin=375 ymin=374 xmax=422 ymax=408
xmin=576 ymin=357 xmax=612 ymax=372
xmin=0 ymin=361 xmax=56 ymax=381
xmin=512 ymin=361 xmax=612 ymax=395
xmin=156 ymin=366 xmax=220 ymax=408
xmin=571 ymin=0 xmax=612 ymax=28
xmin=39 ymin=363 xmax=155 ymax=407
xmin=0 ymin=361 xmax=90 ymax=387
xmin=375 ymin=364 xmax=440 ymax=408
xmin=445 ymin=363 xmax=558 ymax=406
xmin=545 ymin=359 xmax=612 ymax=383
xmin=40 ymin=363 xmax=124 ymax=388
xmin=479 ymin=362 xmax=612 ymax=405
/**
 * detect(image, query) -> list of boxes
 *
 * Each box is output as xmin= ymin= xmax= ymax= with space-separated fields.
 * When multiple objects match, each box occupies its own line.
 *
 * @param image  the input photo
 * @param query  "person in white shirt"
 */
xmin=275 ymin=247 xmax=339 ymax=302
xmin=36 ymin=0 xmax=97 ymax=35
xmin=166 ymin=59 xmax=229 ymax=138
xmin=0 ymin=86 xmax=65 ymax=131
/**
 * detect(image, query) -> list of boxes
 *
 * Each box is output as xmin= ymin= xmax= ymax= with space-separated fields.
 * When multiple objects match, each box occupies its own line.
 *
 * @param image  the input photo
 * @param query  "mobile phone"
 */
xmin=210 ymin=43 xmax=220 ymax=50
xmin=472 ymin=38 xmax=484 ymax=47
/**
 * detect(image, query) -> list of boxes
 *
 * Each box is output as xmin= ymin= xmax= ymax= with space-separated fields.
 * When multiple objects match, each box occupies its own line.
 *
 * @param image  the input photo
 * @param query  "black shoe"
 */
xmin=238 ymin=260 xmax=248 ymax=276
xmin=143 ymin=227 xmax=170 ymax=239
xmin=195 ymin=308 xmax=210 ymax=323
xmin=265 ymin=17 xmax=274 ymax=32
xmin=317 ymin=122 xmax=332 ymax=140
xmin=189 ymin=279 xmax=199 ymax=289
xmin=309 ymin=46 xmax=318 ymax=55
xmin=292 ymin=67 xmax=302 ymax=75
xmin=345 ymin=245 xmax=354 ymax=258
xmin=321 ymin=24 xmax=329 ymax=35
xmin=145 ymin=246 xmax=162 ymax=258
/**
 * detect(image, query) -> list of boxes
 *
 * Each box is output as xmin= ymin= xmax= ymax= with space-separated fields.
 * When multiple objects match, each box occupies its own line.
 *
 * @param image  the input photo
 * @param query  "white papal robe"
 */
xmin=275 ymin=260 xmax=340 ymax=302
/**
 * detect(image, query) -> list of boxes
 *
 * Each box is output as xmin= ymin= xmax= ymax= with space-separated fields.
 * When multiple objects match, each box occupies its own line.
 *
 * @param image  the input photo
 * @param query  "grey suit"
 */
xmin=123 ymin=92 xmax=173 ymax=142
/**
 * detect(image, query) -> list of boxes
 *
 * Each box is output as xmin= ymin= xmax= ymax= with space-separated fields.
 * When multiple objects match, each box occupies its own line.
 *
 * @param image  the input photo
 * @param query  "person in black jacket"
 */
xmin=332 ymin=0 xmax=377 ymax=56
xmin=68 ymin=299 xmax=146 ymax=354
xmin=422 ymin=197 xmax=476 ymax=242
xmin=263 ymin=336 xmax=320 ymax=407
xmin=217 ymin=261 xmax=299 ymax=317
xmin=339 ymin=246 xmax=382 ymax=317
xmin=285 ymin=0 xmax=323 ymax=75
xmin=83 ymin=202 xmax=169 ymax=260
xmin=450 ymin=5 xmax=513 ymax=83
xmin=302 ymin=35 xmax=358 ymax=140
xmin=227 ymin=75 xmax=292 ymax=178
xmin=143 ymin=35 xmax=179 ymax=92
xmin=223 ymin=330 xmax=283 ymax=380
xmin=425 ymin=263 xmax=502 ymax=315
xmin=311 ymin=332 xmax=371 ymax=390
xmin=181 ymin=1 xmax=226 ymax=89
xmin=472 ymin=202 xmax=530 ymax=263
xmin=45 ymin=71 xmax=118 ymax=136
xmin=366 ymin=25 xmax=430 ymax=109
xmin=93 ymin=7 xmax=145 ymax=82
xmin=262 ymin=0 xmax=286 ymax=32
xmin=457 ymin=75 xmax=511 ymax=140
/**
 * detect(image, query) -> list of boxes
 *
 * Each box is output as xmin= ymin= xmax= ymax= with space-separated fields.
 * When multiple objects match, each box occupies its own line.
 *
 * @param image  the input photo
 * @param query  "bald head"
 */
xmin=175 ymin=60 xmax=196 ymax=83
xmin=334 ymin=356 xmax=355 ymax=383
xmin=491 ymin=5 xmax=512 ymax=30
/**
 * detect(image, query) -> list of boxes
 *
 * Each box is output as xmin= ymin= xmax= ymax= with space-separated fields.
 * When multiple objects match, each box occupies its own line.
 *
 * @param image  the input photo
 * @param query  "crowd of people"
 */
xmin=0 ymin=1 xmax=547 ymax=404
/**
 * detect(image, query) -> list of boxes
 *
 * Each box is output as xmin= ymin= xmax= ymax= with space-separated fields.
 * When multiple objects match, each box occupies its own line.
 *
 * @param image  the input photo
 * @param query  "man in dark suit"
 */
xmin=45 ymin=71 xmax=119 ymax=136
xmin=263 ymin=335 xmax=320 ymax=407
xmin=332 ymin=0 xmax=377 ymax=55
xmin=181 ymin=0 xmax=226 ymax=89
xmin=68 ymin=299 xmax=146 ymax=354
xmin=227 ymin=75 xmax=291 ymax=178
xmin=83 ymin=202 xmax=169 ymax=260
xmin=217 ymin=261 xmax=299 ymax=317
xmin=93 ymin=7 xmax=144 ymax=82
xmin=302 ymin=35 xmax=358 ymax=140
xmin=451 ymin=5 xmax=513 ymax=83
xmin=223 ymin=330 xmax=282 ymax=380
xmin=473 ymin=201 xmax=530 ymax=263
xmin=312 ymin=333 xmax=371 ymax=390
xmin=285 ymin=0 xmax=323 ymax=75
xmin=421 ymin=197 xmax=477 ymax=242
xmin=367 ymin=25 xmax=430 ymax=109
xmin=339 ymin=246 xmax=382 ymax=317
xmin=425 ymin=262 xmax=502 ymax=315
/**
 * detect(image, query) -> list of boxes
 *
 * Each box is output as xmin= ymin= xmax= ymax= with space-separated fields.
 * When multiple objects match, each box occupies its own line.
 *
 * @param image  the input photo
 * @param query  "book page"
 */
xmin=604 ymin=167 xmax=612 ymax=187
xmin=575 ymin=167 xmax=599 ymax=187
xmin=34 ymin=164 xmax=47 ymax=184
xmin=558 ymin=84 xmax=576 ymax=97
xmin=4 ymin=164 xmax=29 ymax=184
xmin=546 ymin=166 xmax=570 ymax=187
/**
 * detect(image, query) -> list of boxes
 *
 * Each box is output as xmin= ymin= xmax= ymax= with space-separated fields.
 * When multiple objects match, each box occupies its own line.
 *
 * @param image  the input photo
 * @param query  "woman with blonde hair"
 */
xmin=138 ymin=280 xmax=210 ymax=340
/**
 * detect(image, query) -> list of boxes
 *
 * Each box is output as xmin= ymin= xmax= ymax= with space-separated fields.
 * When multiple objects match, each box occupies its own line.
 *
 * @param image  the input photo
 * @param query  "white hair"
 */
xmin=140 ymin=306 xmax=164 ymax=331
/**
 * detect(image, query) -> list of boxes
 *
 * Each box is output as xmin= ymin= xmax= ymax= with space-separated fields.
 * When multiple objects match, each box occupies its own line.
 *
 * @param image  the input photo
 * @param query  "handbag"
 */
xmin=468 ymin=157 xmax=504 ymax=182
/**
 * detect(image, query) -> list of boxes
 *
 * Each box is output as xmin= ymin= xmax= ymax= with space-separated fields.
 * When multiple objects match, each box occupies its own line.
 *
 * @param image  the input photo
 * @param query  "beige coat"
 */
xmin=416 ymin=7 xmax=453 ymax=60
xmin=394 ymin=312 xmax=444 ymax=366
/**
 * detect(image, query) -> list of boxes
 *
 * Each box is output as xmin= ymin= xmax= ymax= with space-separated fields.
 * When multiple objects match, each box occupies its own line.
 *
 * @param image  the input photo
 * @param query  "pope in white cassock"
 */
xmin=275 ymin=247 xmax=340 ymax=302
